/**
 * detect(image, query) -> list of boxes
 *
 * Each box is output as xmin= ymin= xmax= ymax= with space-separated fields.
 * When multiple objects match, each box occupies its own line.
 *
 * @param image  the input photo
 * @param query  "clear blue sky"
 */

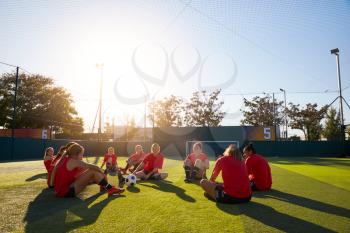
xmin=1 ymin=1 xmax=349 ymax=135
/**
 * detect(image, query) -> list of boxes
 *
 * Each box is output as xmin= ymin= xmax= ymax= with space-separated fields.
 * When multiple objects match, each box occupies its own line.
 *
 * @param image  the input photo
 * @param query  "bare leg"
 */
xmin=135 ymin=170 xmax=146 ymax=179
xmin=73 ymin=169 xmax=105 ymax=195
xmin=200 ymin=179 xmax=218 ymax=200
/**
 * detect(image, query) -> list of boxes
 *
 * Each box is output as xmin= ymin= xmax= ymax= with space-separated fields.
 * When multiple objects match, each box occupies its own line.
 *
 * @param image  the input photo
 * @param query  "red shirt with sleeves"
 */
xmin=212 ymin=155 xmax=251 ymax=198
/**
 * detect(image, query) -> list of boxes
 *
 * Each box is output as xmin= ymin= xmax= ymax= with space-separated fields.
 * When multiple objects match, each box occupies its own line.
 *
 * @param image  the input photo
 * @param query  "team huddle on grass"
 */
xmin=43 ymin=141 xmax=272 ymax=204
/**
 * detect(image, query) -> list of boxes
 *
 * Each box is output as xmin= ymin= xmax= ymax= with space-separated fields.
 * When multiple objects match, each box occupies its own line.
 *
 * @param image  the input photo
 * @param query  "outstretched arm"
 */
xmin=210 ymin=161 xmax=221 ymax=182
xmin=133 ymin=161 xmax=144 ymax=174
xmin=70 ymin=159 xmax=104 ymax=173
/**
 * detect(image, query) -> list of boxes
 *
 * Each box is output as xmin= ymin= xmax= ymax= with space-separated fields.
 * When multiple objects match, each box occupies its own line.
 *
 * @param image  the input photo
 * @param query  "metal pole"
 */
xmin=335 ymin=54 xmax=345 ymax=139
xmin=144 ymin=99 xmax=146 ymax=144
xmin=272 ymin=92 xmax=277 ymax=141
xmin=281 ymin=89 xmax=288 ymax=139
xmin=97 ymin=64 xmax=104 ymax=141
xmin=112 ymin=116 xmax=115 ymax=142
xmin=11 ymin=67 xmax=20 ymax=160
xmin=11 ymin=67 xmax=19 ymax=137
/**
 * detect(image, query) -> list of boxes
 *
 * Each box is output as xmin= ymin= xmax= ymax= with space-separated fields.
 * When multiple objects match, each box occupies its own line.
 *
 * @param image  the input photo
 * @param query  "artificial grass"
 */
xmin=0 ymin=157 xmax=349 ymax=233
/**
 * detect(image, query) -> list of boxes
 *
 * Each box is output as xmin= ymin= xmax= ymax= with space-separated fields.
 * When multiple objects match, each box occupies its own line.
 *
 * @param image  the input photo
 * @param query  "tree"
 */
xmin=148 ymin=95 xmax=184 ymax=127
xmin=0 ymin=72 xmax=84 ymax=136
xmin=286 ymin=103 xmax=327 ymax=141
xmin=240 ymin=95 xmax=284 ymax=126
xmin=323 ymin=108 xmax=342 ymax=140
xmin=183 ymin=89 xmax=225 ymax=127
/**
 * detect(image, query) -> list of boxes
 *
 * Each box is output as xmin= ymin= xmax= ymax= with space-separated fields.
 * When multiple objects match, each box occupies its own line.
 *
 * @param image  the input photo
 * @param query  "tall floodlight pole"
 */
xmin=280 ymin=88 xmax=287 ymax=139
xmin=144 ymin=98 xmax=147 ymax=144
xmin=96 ymin=63 xmax=104 ymax=141
xmin=11 ymin=67 xmax=20 ymax=160
xmin=272 ymin=92 xmax=277 ymax=141
xmin=330 ymin=48 xmax=345 ymax=141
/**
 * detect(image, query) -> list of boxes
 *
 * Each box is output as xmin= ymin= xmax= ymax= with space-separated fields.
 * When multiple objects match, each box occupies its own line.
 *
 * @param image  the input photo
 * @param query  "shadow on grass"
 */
xmin=254 ymin=189 xmax=350 ymax=219
xmin=25 ymin=173 xmax=47 ymax=182
xmin=139 ymin=180 xmax=196 ymax=203
xmin=270 ymin=158 xmax=350 ymax=167
xmin=217 ymin=201 xmax=337 ymax=233
xmin=127 ymin=185 xmax=140 ymax=193
xmin=23 ymin=188 xmax=124 ymax=233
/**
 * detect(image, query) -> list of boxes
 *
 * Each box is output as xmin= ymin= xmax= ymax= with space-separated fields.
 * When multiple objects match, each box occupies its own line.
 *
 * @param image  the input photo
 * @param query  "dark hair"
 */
xmin=244 ymin=143 xmax=256 ymax=154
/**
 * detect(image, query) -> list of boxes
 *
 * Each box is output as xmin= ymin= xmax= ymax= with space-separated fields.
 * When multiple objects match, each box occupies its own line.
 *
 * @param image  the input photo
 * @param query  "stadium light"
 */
xmin=330 ymin=48 xmax=345 ymax=141
xmin=280 ymin=88 xmax=288 ymax=139
xmin=96 ymin=63 xmax=104 ymax=142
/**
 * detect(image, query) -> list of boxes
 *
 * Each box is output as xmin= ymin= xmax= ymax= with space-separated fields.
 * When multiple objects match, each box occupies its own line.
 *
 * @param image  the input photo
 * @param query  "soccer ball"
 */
xmin=125 ymin=174 xmax=137 ymax=187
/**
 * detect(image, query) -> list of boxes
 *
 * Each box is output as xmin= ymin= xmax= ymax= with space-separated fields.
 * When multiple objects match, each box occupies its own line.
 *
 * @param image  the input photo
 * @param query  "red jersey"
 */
xmin=54 ymin=157 xmax=82 ymax=197
xmin=129 ymin=152 xmax=146 ymax=163
xmin=46 ymin=154 xmax=64 ymax=187
xmin=186 ymin=153 xmax=208 ymax=165
xmin=44 ymin=159 xmax=52 ymax=172
xmin=143 ymin=153 xmax=164 ymax=173
xmin=245 ymin=154 xmax=272 ymax=190
xmin=103 ymin=153 xmax=117 ymax=166
xmin=212 ymin=156 xmax=251 ymax=198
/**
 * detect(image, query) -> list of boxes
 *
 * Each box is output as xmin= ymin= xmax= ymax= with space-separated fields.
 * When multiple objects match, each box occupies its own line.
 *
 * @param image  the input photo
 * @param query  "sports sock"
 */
xmin=184 ymin=166 xmax=192 ymax=179
xmin=98 ymin=178 xmax=112 ymax=190
xmin=118 ymin=172 xmax=125 ymax=183
xmin=192 ymin=167 xmax=200 ymax=179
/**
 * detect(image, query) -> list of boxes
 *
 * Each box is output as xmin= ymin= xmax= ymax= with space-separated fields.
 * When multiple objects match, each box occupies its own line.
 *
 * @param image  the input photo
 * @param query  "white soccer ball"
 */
xmin=125 ymin=174 xmax=137 ymax=187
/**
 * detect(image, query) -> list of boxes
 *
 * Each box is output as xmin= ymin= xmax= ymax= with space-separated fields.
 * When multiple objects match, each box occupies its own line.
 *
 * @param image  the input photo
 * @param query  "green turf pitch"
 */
xmin=0 ymin=157 xmax=349 ymax=233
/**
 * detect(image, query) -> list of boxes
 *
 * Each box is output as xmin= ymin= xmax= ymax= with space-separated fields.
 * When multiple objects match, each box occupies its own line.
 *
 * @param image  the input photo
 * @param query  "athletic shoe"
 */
xmin=108 ymin=186 xmax=124 ymax=196
xmin=204 ymin=192 xmax=214 ymax=201
xmin=184 ymin=178 xmax=192 ymax=183
xmin=118 ymin=178 xmax=126 ymax=188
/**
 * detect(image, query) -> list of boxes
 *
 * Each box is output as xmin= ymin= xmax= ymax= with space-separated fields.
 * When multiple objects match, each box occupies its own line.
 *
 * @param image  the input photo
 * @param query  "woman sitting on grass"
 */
xmin=43 ymin=147 xmax=54 ymax=173
xmin=53 ymin=143 xmax=124 ymax=197
xmin=134 ymin=143 xmax=168 ymax=180
xmin=243 ymin=143 xmax=272 ymax=191
xmin=200 ymin=144 xmax=251 ymax=204
xmin=47 ymin=142 xmax=77 ymax=188
xmin=100 ymin=146 xmax=125 ymax=188
xmin=121 ymin=144 xmax=146 ymax=174
xmin=183 ymin=142 xmax=209 ymax=183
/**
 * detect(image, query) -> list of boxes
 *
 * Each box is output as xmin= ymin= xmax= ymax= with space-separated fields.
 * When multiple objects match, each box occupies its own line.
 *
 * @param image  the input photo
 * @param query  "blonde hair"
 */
xmin=192 ymin=142 xmax=202 ymax=151
xmin=43 ymin=147 xmax=54 ymax=159
xmin=108 ymin=147 xmax=115 ymax=154
xmin=135 ymin=144 xmax=143 ymax=152
xmin=67 ymin=144 xmax=84 ymax=157
xmin=151 ymin=143 xmax=160 ymax=153
xmin=223 ymin=144 xmax=242 ymax=161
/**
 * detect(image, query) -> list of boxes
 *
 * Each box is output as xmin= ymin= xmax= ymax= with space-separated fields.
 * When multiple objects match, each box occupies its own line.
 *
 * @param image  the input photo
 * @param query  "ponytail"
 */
xmin=223 ymin=144 xmax=243 ymax=161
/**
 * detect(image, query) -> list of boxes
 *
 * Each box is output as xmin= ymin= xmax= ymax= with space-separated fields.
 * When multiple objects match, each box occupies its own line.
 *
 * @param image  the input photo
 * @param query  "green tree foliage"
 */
xmin=148 ymin=95 xmax=184 ymax=127
xmin=0 ymin=72 xmax=83 ymax=136
xmin=183 ymin=89 xmax=225 ymax=127
xmin=240 ymin=95 xmax=284 ymax=126
xmin=322 ymin=108 xmax=342 ymax=140
xmin=287 ymin=103 xmax=327 ymax=141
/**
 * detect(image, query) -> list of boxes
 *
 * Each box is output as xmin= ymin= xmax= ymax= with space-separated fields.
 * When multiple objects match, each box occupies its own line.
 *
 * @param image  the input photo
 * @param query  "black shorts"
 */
xmin=105 ymin=165 xmax=118 ymax=175
xmin=215 ymin=187 xmax=251 ymax=204
xmin=250 ymin=181 xmax=258 ymax=191
xmin=64 ymin=186 xmax=76 ymax=198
